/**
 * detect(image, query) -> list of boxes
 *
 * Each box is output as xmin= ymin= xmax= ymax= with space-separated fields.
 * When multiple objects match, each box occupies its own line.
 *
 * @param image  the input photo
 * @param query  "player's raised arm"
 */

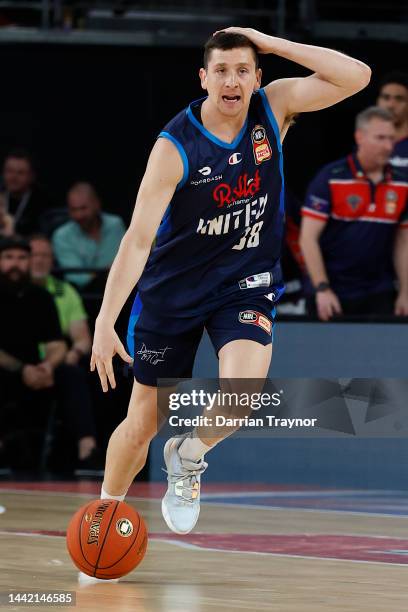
xmin=91 ymin=137 xmax=183 ymax=392
xmin=218 ymin=27 xmax=371 ymax=124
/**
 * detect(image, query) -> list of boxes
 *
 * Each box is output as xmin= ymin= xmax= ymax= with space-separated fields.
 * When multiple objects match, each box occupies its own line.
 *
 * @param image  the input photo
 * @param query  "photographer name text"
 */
xmin=168 ymin=415 xmax=317 ymax=428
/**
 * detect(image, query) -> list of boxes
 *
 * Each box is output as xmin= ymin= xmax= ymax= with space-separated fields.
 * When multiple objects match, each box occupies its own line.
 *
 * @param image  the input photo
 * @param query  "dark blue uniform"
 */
xmin=302 ymin=153 xmax=408 ymax=301
xmin=128 ymin=89 xmax=285 ymax=385
xmin=391 ymin=136 xmax=408 ymax=170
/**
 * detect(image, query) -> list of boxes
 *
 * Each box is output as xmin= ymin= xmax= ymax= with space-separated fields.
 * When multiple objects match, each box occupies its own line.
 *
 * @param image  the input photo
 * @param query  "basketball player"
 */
xmin=91 ymin=28 xmax=371 ymax=536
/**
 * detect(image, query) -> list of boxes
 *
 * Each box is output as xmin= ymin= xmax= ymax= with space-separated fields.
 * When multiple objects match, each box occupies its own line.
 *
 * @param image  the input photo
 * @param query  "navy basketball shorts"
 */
xmin=128 ymin=295 xmax=276 ymax=387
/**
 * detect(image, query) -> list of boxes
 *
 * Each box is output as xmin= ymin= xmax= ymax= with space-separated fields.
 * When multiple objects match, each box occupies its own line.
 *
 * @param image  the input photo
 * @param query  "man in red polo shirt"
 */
xmin=299 ymin=106 xmax=408 ymax=320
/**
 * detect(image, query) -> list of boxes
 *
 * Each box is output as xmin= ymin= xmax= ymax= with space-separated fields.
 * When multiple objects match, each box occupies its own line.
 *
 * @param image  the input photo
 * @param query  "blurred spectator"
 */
xmin=1 ymin=149 xmax=54 ymax=236
xmin=30 ymin=234 xmax=92 ymax=366
xmin=0 ymin=193 xmax=14 ymax=236
xmin=0 ymin=236 xmax=101 ymax=471
xmin=29 ymin=233 xmax=101 ymax=471
xmin=52 ymin=182 xmax=126 ymax=288
xmin=0 ymin=235 xmax=65 ymax=467
xmin=377 ymin=72 xmax=408 ymax=169
xmin=300 ymin=107 xmax=408 ymax=321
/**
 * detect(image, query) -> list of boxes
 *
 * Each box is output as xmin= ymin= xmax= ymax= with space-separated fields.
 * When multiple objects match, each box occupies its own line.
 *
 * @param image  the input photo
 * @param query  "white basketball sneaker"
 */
xmin=161 ymin=435 xmax=207 ymax=534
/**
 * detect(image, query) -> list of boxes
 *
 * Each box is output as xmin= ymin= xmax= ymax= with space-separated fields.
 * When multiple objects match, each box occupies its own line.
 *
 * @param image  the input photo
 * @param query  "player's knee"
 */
xmin=122 ymin=417 xmax=156 ymax=450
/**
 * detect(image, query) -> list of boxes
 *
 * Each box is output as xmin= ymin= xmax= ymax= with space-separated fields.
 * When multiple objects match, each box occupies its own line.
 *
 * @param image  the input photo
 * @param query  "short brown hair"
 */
xmin=203 ymin=31 xmax=259 ymax=70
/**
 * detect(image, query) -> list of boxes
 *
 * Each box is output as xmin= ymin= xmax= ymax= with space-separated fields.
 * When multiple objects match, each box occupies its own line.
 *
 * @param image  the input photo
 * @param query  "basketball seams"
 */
xmin=94 ymin=500 xmax=120 ymax=576
xmin=95 ymin=570 xmax=129 ymax=579
xmin=97 ymin=512 xmax=144 ymax=570
xmin=72 ymin=558 xmax=94 ymax=575
xmin=73 ymin=558 xmax=125 ymax=580
xmin=76 ymin=500 xmax=97 ymax=570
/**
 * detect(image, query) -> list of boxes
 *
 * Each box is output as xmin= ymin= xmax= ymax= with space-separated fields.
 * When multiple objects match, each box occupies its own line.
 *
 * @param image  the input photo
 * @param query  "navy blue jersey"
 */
xmin=391 ymin=136 xmax=408 ymax=170
xmin=135 ymin=89 xmax=285 ymax=319
xmin=302 ymin=153 xmax=408 ymax=299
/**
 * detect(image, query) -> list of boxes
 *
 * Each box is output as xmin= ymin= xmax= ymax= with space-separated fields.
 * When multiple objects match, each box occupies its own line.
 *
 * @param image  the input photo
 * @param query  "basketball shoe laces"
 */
xmin=162 ymin=460 xmax=208 ymax=504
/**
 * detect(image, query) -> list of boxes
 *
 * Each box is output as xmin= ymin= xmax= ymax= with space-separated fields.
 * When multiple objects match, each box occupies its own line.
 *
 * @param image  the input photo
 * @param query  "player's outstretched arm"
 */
xmin=91 ymin=137 xmax=183 ymax=391
xmin=218 ymin=27 xmax=371 ymax=123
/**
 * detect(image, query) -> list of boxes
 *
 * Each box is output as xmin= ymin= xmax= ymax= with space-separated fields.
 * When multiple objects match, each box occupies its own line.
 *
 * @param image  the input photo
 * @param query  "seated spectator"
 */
xmin=0 ymin=235 xmax=65 ymax=467
xmin=377 ymin=71 xmax=408 ymax=169
xmin=29 ymin=234 xmax=92 ymax=366
xmin=0 ymin=193 xmax=14 ymax=237
xmin=52 ymin=182 xmax=126 ymax=288
xmin=0 ymin=149 xmax=54 ymax=236
xmin=299 ymin=106 xmax=408 ymax=321
xmin=0 ymin=236 xmax=101 ymax=471
xmin=29 ymin=234 xmax=101 ymax=471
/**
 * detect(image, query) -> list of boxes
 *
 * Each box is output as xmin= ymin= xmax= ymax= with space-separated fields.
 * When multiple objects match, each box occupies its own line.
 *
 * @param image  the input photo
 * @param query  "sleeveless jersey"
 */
xmin=136 ymin=88 xmax=285 ymax=318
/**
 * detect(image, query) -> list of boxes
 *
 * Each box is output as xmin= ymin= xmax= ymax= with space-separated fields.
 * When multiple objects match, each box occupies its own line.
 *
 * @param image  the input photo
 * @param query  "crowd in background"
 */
xmin=0 ymin=71 xmax=407 ymax=475
xmin=0 ymin=163 xmax=128 ymax=474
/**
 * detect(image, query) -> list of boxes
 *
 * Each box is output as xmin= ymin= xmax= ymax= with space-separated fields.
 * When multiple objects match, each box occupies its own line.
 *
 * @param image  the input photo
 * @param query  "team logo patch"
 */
xmin=251 ymin=125 xmax=272 ymax=165
xmin=238 ymin=310 xmax=272 ymax=335
xmin=385 ymin=190 xmax=398 ymax=215
xmin=228 ymin=152 xmax=242 ymax=165
xmin=346 ymin=194 xmax=362 ymax=210
xmin=386 ymin=189 xmax=398 ymax=202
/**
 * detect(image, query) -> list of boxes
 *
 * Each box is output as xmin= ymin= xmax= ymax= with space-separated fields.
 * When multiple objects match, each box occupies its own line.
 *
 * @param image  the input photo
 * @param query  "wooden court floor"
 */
xmin=1 ymin=481 xmax=408 ymax=611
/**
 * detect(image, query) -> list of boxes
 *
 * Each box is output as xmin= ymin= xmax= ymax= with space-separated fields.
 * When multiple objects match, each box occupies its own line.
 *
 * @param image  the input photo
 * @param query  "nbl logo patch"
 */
xmin=238 ymin=310 xmax=272 ymax=334
xmin=251 ymin=125 xmax=272 ymax=165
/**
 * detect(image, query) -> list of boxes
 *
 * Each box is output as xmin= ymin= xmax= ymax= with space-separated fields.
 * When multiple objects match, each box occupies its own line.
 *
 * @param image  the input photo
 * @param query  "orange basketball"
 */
xmin=66 ymin=499 xmax=148 ymax=579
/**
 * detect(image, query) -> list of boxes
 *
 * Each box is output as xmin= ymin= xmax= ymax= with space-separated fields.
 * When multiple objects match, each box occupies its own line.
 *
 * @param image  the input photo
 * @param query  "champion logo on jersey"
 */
xmin=239 ymin=272 xmax=272 ymax=289
xmin=228 ymin=152 xmax=242 ymax=165
xmin=198 ymin=166 xmax=211 ymax=176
